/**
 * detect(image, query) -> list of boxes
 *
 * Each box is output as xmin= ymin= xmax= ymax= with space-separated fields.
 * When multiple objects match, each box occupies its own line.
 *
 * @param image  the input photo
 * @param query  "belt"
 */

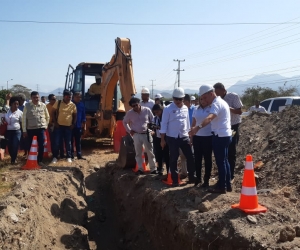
xmin=136 ymin=132 xmax=147 ymax=134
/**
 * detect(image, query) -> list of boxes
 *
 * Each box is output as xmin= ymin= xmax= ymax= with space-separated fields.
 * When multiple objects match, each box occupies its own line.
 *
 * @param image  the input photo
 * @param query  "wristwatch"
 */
xmin=198 ymin=124 xmax=202 ymax=129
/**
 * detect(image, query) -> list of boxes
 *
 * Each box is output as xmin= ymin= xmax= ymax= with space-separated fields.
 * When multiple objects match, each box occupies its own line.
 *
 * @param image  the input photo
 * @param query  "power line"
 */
xmin=1 ymin=20 xmax=300 ymax=26
xmin=173 ymin=59 xmax=185 ymax=87
xmin=149 ymin=79 xmax=156 ymax=99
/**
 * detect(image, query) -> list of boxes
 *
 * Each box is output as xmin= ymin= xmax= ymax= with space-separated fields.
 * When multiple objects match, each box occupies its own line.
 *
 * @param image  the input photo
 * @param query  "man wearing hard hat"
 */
xmin=190 ymin=96 xmax=196 ymax=106
xmin=140 ymin=87 xmax=155 ymax=110
xmin=154 ymin=93 xmax=164 ymax=106
xmin=160 ymin=87 xmax=195 ymax=187
xmin=89 ymin=74 xmax=102 ymax=96
xmin=190 ymin=85 xmax=232 ymax=194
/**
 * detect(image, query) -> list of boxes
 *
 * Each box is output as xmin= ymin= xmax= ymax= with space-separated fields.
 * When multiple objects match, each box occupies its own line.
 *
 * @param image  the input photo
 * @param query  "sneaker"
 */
xmin=51 ymin=158 xmax=58 ymax=164
xmin=77 ymin=156 xmax=86 ymax=160
xmin=67 ymin=158 xmax=72 ymax=163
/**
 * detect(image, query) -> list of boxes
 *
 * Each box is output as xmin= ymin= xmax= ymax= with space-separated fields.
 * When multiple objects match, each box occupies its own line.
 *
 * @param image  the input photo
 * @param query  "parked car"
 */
xmin=242 ymin=96 xmax=300 ymax=117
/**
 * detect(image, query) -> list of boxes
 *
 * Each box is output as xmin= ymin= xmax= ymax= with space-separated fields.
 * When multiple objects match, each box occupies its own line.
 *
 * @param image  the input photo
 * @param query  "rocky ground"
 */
xmin=0 ymin=107 xmax=300 ymax=249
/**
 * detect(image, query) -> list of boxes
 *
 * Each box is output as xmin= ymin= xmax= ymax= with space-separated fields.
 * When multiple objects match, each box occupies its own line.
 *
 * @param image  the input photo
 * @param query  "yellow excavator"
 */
xmin=64 ymin=37 xmax=136 ymax=138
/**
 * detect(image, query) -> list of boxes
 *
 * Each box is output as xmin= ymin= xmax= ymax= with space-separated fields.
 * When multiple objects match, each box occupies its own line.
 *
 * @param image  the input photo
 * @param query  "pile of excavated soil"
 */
xmin=235 ymin=106 xmax=300 ymax=194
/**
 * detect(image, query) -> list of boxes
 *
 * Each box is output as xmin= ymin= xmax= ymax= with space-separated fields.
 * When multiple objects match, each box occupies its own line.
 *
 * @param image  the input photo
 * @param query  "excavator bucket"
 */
xmin=116 ymin=135 xmax=136 ymax=169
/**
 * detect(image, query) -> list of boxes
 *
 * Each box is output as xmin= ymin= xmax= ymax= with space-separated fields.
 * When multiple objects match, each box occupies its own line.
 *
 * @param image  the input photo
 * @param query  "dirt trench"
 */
xmin=1 ymin=141 xmax=300 ymax=249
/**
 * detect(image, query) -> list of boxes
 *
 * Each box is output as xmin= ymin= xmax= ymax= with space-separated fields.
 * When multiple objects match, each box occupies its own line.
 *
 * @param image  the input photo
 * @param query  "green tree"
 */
xmin=10 ymin=84 xmax=32 ymax=99
xmin=241 ymin=86 xmax=297 ymax=108
xmin=0 ymin=89 xmax=11 ymax=107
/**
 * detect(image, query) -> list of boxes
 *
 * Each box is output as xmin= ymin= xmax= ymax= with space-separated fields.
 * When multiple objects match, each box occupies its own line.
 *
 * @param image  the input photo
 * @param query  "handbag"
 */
xmin=0 ymin=117 xmax=7 ymax=136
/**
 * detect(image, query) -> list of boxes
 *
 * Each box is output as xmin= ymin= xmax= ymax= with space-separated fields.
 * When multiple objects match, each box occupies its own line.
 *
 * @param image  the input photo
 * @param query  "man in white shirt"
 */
xmin=140 ymin=87 xmax=155 ymax=110
xmin=160 ymin=87 xmax=195 ymax=187
xmin=249 ymin=100 xmax=267 ymax=113
xmin=190 ymin=85 xmax=232 ymax=194
xmin=123 ymin=97 xmax=157 ymax=175
xmin=214 ymin=82 xmax=243 ymax=183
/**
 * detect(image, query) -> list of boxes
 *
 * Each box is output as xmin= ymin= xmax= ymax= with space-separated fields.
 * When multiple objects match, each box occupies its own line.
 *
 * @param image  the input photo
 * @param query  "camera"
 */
xmin=147 ymin=123 xmax=159 ymax=130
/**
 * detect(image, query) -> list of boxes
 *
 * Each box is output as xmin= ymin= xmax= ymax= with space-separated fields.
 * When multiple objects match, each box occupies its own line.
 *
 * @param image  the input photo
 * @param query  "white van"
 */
xmin=242 ymin=96 xmax=300 ymax=116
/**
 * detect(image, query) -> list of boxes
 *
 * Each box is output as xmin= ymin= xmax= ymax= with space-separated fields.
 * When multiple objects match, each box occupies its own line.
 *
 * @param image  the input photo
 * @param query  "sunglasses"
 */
xmin=131 ymin=104 xmax=138 ymax=108
xmin=173 ymin=97 xmax=183 ymax=101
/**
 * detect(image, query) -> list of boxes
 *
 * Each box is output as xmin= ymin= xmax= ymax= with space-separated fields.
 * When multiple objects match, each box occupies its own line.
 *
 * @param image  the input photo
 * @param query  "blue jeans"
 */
xmin=27 ymin=128 xmax=45 ymax=162
xmin=71 ymin=127 xmax=82 ymax=158
xmin=53 ymin=126 xmax=72 ymax=159
xmin=5 ymin=130 xmax=21 ymax=163
xmin=212 ymin=135 xmax=232 ymax=190
xmin=166 ymin=136 xmax=195 ymax=184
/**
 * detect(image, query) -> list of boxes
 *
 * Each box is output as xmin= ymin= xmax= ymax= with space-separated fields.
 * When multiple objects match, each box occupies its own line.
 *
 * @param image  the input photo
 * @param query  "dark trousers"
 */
xmin=53 ymin=126 xmax=72 ymax=159
xmin=27 ymin=128 xmax=45 ymax=162
xmin=6 ymin=130 xmax=21 ymax=163
xmin=212 ymin=135 xmax=232 ymax=190
xmin=153 ymin=136 xmax=169 ymax=173
xmin=229 ymin=123 xmax=240 ymax=180
xmin=71 ymin=127 xmax=82 ymax=158
xmin=166 ymin=136 xmax=195 ymax=184
xmin=193 ymin=135 xmax=212 ymax=183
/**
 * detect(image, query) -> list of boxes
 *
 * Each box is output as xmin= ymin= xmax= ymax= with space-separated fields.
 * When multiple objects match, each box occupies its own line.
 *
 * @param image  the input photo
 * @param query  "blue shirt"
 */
xmin=74 ymin=101 xmax=86 ymax=128
xmin=18 ymin=105 xmax=25 ymax=112
xmin=160 ymin=103 xmax=190 ymax=138
xmin=188 ymin=105 xmax=195 ymax=126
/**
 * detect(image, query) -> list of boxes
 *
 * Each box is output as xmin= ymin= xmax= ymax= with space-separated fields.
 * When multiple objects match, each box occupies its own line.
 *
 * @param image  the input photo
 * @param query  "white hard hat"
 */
xmin=141 ymin=87 xmax=150 ymax=94
xmin=199 ymin=84 xmax=214 ymax=96
xmin=190 ymin=96 xmax=196 ymax=101
xmin=155 ymin=93 xmax=163 ymax=99
xmin=95 ymin=74 xmax=101 ymax=79
xmin=172 ymin=87 xmax=185 ymax=98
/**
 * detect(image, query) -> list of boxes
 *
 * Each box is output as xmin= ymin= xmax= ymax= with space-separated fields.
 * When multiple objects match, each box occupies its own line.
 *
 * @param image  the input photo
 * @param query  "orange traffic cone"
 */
xmin=231 ymin=154 xmax=267 ymax=214
xmin=43 ymin=131 xmax=50 ymax=158
xmin=21 ymin=136 xmax=41 ymax=170
xmin=132 ymin=147 xmax=150 ymax=173
xmin=162 ymin=168 xmax=184 ymax=186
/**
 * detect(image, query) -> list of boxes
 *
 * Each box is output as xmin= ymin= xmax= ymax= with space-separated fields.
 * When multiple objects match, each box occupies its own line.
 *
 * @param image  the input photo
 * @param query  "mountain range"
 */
xmin=40 ymin=73 xmax=300 ymax=98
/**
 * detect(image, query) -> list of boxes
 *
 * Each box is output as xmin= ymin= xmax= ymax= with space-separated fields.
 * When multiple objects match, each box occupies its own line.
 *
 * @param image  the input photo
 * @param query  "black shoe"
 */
xmin=208 ymin=188 xmax=226 ymax=194
xmin=150 ymin=170 xmax=158 ymax=175
xmin=201 ymin=182 xmax=209 ymax=188
xmin=171 ymin=182 xmax=179 ymax=187
xmin=77 ymin=156 xmax=86 ymax=160
xmin=227 ymin=187 xmax=233 ymax=192
xmin=194 ymin=179 xmax=201 ymax=187
xmin=136 ymin=170 xmax=145 ymax=175
xmin=158 ymin=172 xmax=163 ymax=176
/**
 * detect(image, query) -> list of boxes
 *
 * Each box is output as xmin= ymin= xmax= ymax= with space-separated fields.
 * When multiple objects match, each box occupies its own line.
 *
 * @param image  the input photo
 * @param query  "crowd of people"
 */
xmin=123 ymin=84 xmax=243 ymax=193
xmin=1 ymin=90 xmax=87 ymax=165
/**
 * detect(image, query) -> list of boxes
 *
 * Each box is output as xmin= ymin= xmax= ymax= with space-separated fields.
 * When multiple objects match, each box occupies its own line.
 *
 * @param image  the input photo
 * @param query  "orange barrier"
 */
xmin=113 ymin=121 xmax=127 ymax=153
xmin=132 ymin=147 xmax=150 ymax=173
xmin=21 ymin=136 xmax=41 ymax=170
xmin=163 ymin=169 xmax=184 ymax=186
xmin=43 ymin=131 xmax=50 ymax=158
xmin=231 ymin=154 xmax=267 ymax=214
xmin=45 ymin=129 xmax=51 ymax=153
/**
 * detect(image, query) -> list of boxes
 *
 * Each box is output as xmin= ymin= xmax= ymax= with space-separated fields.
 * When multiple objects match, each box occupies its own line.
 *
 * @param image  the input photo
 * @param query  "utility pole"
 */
xmin=173 ymin=59 xmax=185 ymax=87
xmin=149 ymin=79 xmax=156 ymax=99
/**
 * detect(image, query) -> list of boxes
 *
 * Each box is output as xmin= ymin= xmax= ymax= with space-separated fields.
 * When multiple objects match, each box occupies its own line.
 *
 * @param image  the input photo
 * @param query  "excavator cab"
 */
xmin=65 ymin=62 xmax=121 ymax=135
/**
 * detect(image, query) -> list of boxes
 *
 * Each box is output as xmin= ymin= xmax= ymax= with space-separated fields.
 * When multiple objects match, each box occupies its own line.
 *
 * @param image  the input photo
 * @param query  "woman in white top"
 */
xmin=192 ymin=97 xmax=212 ymax=187
xmin=5 ymin=96 xmax=23 ymax=164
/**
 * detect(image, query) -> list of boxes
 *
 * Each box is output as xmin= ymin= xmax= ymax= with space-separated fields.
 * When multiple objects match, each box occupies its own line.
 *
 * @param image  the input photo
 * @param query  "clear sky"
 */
xmin=1 ymin=0 xmax=300 ymax=94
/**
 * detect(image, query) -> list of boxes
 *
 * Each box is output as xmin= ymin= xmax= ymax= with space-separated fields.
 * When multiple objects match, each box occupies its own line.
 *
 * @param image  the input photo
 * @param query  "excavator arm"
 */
xmin=98 ymin=37 xmax=136 ymax=136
